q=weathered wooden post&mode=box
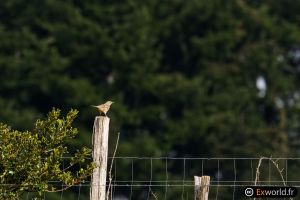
[194,176,210,200]
[90,116,110,200]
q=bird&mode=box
[92,101,114,116]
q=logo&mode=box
[244,186,297,198]
[244,187,254,197]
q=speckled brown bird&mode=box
[92,101,114,116]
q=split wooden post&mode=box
[194,176,210,200]
[90,116,110,200]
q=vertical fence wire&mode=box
[215,159,219,200]
[268,159,271,185]
[130,159,134,200]
[60,159,65,200]
[285,159,288,183]
[232,159,236,200]
[181,158,186,200]
[251,159,254,184]
[146,158,153,200]
[112,159,117,200]
[164,157,168,200]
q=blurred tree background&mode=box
[1,0,300,199]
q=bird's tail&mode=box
[91,105,98,107]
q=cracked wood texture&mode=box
[90,116,110,200]
[194,176,210,200]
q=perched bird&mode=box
[92,101,114,116]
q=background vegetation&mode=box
[1,0,300,199]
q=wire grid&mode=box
[107,157,299,200]
[4,157,300,199]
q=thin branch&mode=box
[254,157,293,200]
[150,188,159,200]
[106,132,120,200]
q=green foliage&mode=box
[0,109,95,199]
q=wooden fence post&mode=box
[194,176,210,200]
[90,116,110,200]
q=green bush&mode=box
[0,108,95,199]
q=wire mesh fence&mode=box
[106,157,299,200]
[11,157,300,199]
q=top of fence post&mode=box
[194,175,210,200]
